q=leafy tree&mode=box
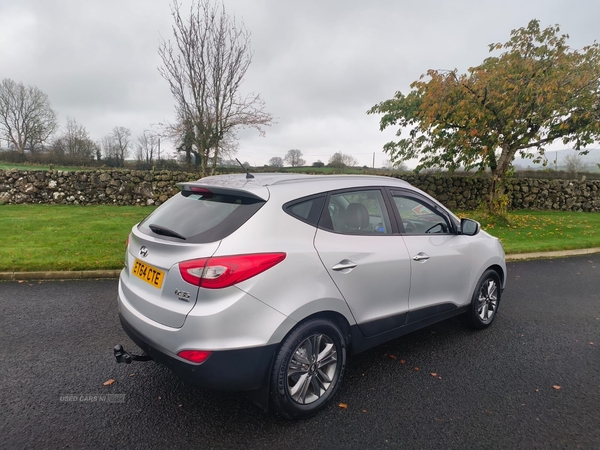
[0,78,58,153]
[284,149,305,167]
[369,20,600,212]
[268,156,284,167]
[312,160,325,167]
[159,0,273,177]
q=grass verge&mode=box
[0,206,599,272]
[0,163,88,172]
[458,210,600,254]
[0,205,153,272]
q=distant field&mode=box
[277,166,370,174]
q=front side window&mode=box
[320,189,392,235]
[391,194,451,235]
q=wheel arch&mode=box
[270,310,353,351]
[487,264,505,289]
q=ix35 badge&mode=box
[175,289,191,302]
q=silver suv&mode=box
[116,173,506,419]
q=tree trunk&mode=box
[210,144,219,176]
[487,146,515,215]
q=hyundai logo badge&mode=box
[139,246,149,258]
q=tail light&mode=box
[124,233,131,268]
[178,350,212,364]
[179,253,286,289]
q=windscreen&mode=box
[138,190,265,244]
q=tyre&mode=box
[463,269,502,329]
[270,318,347,420]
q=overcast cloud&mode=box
[1,0,598,167]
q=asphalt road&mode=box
[1,256,599,449]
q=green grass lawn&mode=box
[458,210,600,254]
[0,205,599,272]
[0,205,153,271]
[0,162,86,171]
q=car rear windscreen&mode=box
[138,190,265,243]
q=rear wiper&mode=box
[148,224,186,240]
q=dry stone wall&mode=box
[1,169,600,211]
[0,169,203,207]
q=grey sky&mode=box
[1,0,598,167]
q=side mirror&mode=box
[460,218,480,236]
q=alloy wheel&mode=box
[477,278,498,323]
[286,334,338,405]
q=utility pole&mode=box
[158,138,161,161]
[372,152,375,169]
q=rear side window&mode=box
[284,196,325,227]
[138,191,264,243]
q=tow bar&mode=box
[113,344,153,364]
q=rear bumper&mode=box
[119,313,277,391]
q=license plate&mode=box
[132,259,164,289]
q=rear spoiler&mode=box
[176,183,268,201]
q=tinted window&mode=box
[321,189,392,235]
[284,196,325,227]
[138,191,264,243]
[391,195,450,235]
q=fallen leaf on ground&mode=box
[129,373,135,377]
[362,409,367,413]
[399,359,406,364]
[590,342,594,345]
[535,389,540,392]
[178,404,183,407]
[389,355,397,360]
[553,385,561,390]
[103,379,115,386]
[338,403,348,409]
[414,367,420,371]
[18,280,24,283]
[430,372,437,377]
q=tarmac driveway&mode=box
[1,255,599,449]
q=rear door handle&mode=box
[332,260,357,271]
[412,252,430,262]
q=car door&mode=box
[388,189,473,323]
[314,188,411,337]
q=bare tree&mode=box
[53,117,95,160]
[158,0,273,177]
[382,159,408,171]
[268,156,284,167]
[564,153,587,176]
[284,149,305,167]
[100,134,118,165]
[101,127,131,167]
[112,126,131,166]
[329,152,358,168]
[0,78,58,153]
[136,131,159,165]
